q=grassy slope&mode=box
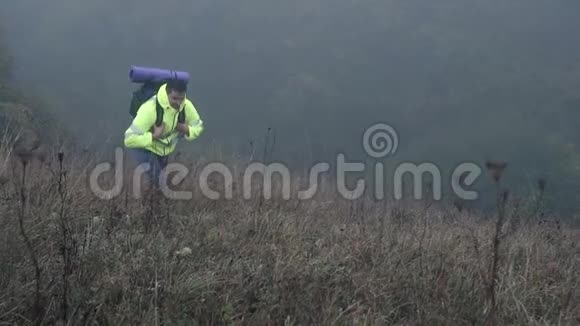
[0,139,578,326]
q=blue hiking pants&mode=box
[129,148,169,187]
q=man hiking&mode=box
[124,78,204,187]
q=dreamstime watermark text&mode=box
[88,123,483,201]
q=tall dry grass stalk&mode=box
[14,142,43,325]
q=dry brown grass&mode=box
[0,136,579,326]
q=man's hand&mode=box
[152,124,164,139]
[177,123,189,137]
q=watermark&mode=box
[88,123,482,201]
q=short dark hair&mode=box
[166,79,187,93]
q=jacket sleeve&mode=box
[124,102,155,148]
[184,102,204,141]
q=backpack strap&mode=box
[154,96,164,126]
[178,109,186,123]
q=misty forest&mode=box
[1,0,580,325]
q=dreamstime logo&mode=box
[87,122,483,201]
[362,123,399,158]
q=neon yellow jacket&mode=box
[124,83,204,156]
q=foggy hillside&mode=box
[2,0,580,215]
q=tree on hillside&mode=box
[0,24,68,151]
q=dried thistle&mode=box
[453,198,464,212]
[538,178,546,192]
[502,189,509,204]
[485,160,507,182]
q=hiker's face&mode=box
[168,90,185,109]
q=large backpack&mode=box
[129,80,185,126]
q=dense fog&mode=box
[2,0,580,214]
